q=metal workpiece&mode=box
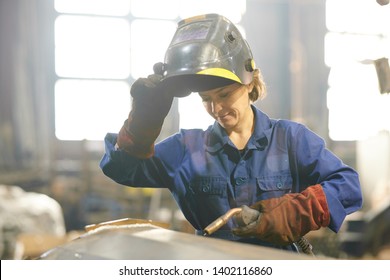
[38,223,316,260]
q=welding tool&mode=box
[203,206,259,235]
[203,206,315,256]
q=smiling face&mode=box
[199,82,254,133]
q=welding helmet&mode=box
[156,14,256,97]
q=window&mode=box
[325,0,390,141]
[55,15,131,79]
[54,0,247,139]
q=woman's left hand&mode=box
[232,184,330,245]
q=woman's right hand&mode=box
[116,74,174,158]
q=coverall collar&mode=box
[205,105,272,153]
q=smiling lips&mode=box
[216,112,232,121]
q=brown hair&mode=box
[248,68,267,102]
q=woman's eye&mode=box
[220,92,229,98]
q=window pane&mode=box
[327,88,386,141]
[55,15,130,79]
[130,0,179,19]
[179,0,246,23]
[325,0,390,141]
[327,63,384,141]
[326,0,390,35]
[55,79,130,140]
[55,0,131,16]
[179,94,213,130]
[324,32,386,67]
[130,19,176,79]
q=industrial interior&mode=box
[1,0,390,260]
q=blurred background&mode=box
[1,0,389,260]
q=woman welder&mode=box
[100,14,362,252]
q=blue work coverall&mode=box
[100,105,362,250]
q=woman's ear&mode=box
[246,83,254,95]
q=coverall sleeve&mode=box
[99,132,184,189]
[291,125,363,232]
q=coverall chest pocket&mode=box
[186,177,229,229]
[256,175,293,200]
[190,177,227,198]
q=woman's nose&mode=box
[210,100,222,114]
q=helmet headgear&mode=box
[156,14,255,97]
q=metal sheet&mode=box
[39,223,316,260]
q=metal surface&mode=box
[84,217,170,232]
[39,223,317,260]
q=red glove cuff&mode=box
[116,121,155,159]
[302,184,330,228]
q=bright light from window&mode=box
[130,0,179,19]
[55,79,130,140]
[55,15,130,79]
[179,0,246,23]
[328,88,390,141]
[327,63,384,140]
[55,0,131,16]
[326,0,390,35]
[325,0,390,141]
[130,19,176,79]
[324,32,386,67]
[178,94,214,130]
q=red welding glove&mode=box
[117,74,174,158]
[232,184,330,245]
